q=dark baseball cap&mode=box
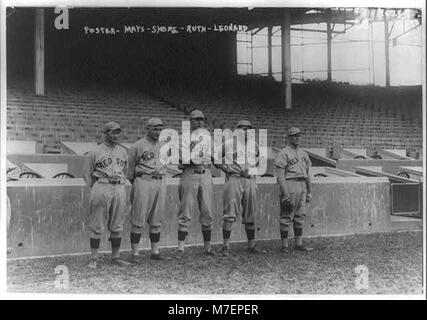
[237,120,252,128]
[104,121,121,132]
[146,117,163,127]
[190,109,205,119]
[287,127,302,136]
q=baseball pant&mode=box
[223,176,257,225]
[279,180,307,232]
[88,182,126,239]
[177,169,213,232]
[131,176,166,231]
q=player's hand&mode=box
[306,193,312,203]
[241,169,252,178]
[281,195,291,205]
[281,196,293,212]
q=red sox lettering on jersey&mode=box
[95,157,127,171]
[83,143,128,187]
[128,137,169,179]
[274,146,311,179]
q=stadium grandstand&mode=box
[4,6,423,258]
[7,79,423,153]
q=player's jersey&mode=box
[179,128,213,171]
[220,141,260,177]
[273,146,311,179]
[83,142,128,186]
[127,136,168,179]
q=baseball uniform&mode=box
[83,142,128,239]
[273,145,311,233]
[128,136,169,232]
[221,140,259,225]
[174,109,216,258]
[177,127,214,233]
[216,120,266,255]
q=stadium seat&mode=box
[6,81,422,154]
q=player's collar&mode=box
[145,134,159,145]
[104,140,118,148]
[287,144,298,150]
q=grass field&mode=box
[7,231,423,295]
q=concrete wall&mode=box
[7,177,391,258]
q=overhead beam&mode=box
[390,22,421,41]
[251,27,262,36]
[291,15,358,25]
[281,10,292,110]
[34,8,45,96]
[290,27,346,34]
[331,23,354,39]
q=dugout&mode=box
[354,166,423,218]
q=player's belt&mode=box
[96,177,125,185]
[192,169,206,174]
[137,172,164,180]
[231,173,255,179]
[286,177,307,181]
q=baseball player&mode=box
[274,127,313,254]
[83,121,130,268]
[175,109,214,259]
[216,120,266,256]
[127,117,171,262]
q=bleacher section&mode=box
[6,80,423,157]
[6,83,189,153]
[153,79,423,154]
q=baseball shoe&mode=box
[294,245,314,252]
[88,257,98,269]
[174,250,185,260]
[150,253,172,261]
[129,254,141,264]
[203,248,215,256]
[280,246,290,254]
[218,245,230,257]
[111,257,131,267]
[247,245,267,254]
